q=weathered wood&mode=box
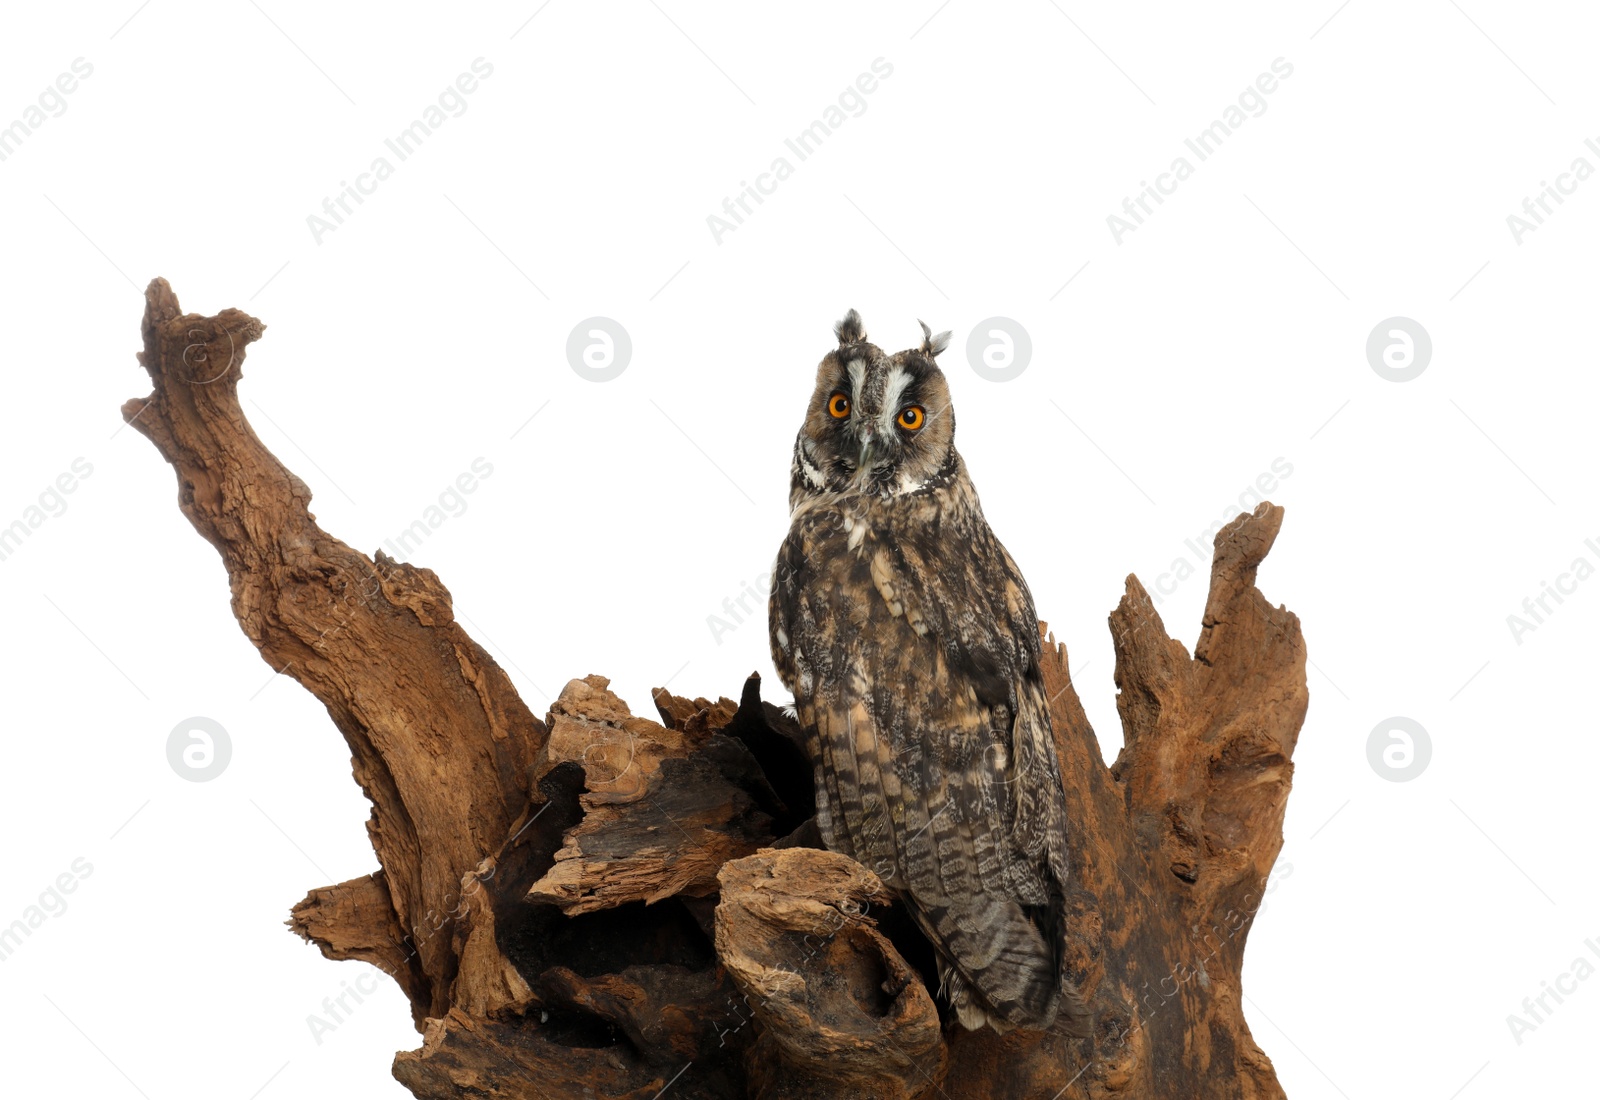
[126,278,544,1021]
[128,281,1306,1099]
[288,871,431,1028]
[715,848,946,1100]
[527,676,777,914]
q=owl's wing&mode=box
[771,501,1080,1032]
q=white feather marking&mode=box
[879,366,913,434]
[847,359,866,406]
[896,468,929,494]
[798,441,826,489]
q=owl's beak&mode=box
[856,427,878,475]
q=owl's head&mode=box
[793,309,957,498]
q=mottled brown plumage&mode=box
[769,309,1090,1034]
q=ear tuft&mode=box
[917,319,952,358]
[834,308,867,346]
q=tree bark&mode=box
[126,279,1307,1099]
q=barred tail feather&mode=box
[911,896,1076,1033]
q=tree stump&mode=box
[125,279,1308,1099]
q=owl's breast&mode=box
[789,493,966,657]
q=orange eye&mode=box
[897,405,925,431]
[828,393,851,419]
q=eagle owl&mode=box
[768,309,1090,1035]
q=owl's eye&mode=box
[828,393,851,419]
[897,405,925,431]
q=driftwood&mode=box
[125,279,1308,1099]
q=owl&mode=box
[769,309,1090,1035]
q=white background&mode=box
[1,2,1594,1097]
